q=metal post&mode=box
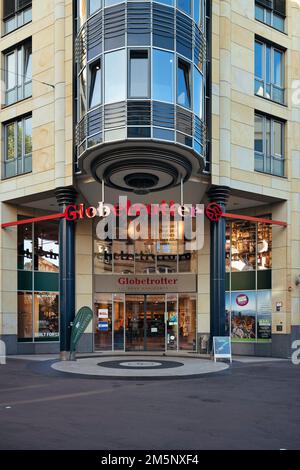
[55,187,77,361]
[208,186,230,350]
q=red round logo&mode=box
[236,294,249,307]
[205,202,223,222]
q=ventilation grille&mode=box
[104,102,126,129]
[176,107,193,136]
[127,101,151,126]
[87,11,102,60]
[153,4,175,50]
[176,11,193,60]
[152,102,175,129]
[104,5,126,50]
[127,3,151,46]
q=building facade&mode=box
[0,0,299,357]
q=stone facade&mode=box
[0,0,299,357]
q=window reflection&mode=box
[89,59,101,108]
[105,49,126,103]
[177,59,191,109]
[177,0,191,15]
[34,293,59,340]
[18,292,33,341]
[18,223,32,270]
[129,50,149,98]
[34,221,59,273]
[153,49,174,103]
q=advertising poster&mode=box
[230,291,256,342]
[257,290,272,341]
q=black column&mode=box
[55,187,77,360]
[208,186,230,346]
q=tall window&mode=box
[17,220,60,343]
[255,0,285,33]
[3,0,32,35]
[4,115,32,178]
[89,59,101,108]
[4,40,32,105]
[255,113,284,176]
[177,59,191,109]
[255,40,284,105]
[153,49,174,103]
[128,50,149,99]
[104,49,126,104]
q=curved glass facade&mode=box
[75,0,207,189]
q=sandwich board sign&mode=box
[213,336,232,363]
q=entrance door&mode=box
[125,295,165,351]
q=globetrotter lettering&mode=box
[63,196,205,251]
[118,277,178,286]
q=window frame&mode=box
[4,40,32,106]
[254,112,285,177]
[3,114,32,179]
[88,58,102,109]
[254,39,285,105]
[177,57,192,110]
[255,0,286,33]
[2,0,32,36]
[128,48,150,100]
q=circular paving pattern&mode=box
[51,356,229,378]
[99,360,184,370]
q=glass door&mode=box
[125,294,166,351]
[146,295,165,351]
[166,294,178,351]
[125,295,145,351]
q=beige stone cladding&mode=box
[0,1,73,340]
[211,0,300,339]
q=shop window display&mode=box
[226,219,272,343]
[17,219,59,342]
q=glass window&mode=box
[257,223,272,271]
[5,40,32,106]
[89,0,101,14]
[153,50,174,103]
[94,294,113,351]
[18,292,33,341]
[94,240,113,273]
[177,0,191,15]
[255,41,263,80]
[89,60,101,108]
[34,293,59,341]
[4,115,32,178]
[105,49,126,104]
[254,113,285,176]
[179,294,196,350]
[255,40,285,104]
[177,59,191,109]
[254,114,263,153]
[129,50,149,99]
[154,0,174,5]
[193,66,203,118]
[78,0,87,29]
[3,0,32,34]
[274,49,283,87]
[79,67,87,118]
[34,221,59,272]
[255,0,285,32]
[113,293,125,350]
[114,240,134,274]
[18,223,33,270]
[17,221,60,343]
[135,239,157,274]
